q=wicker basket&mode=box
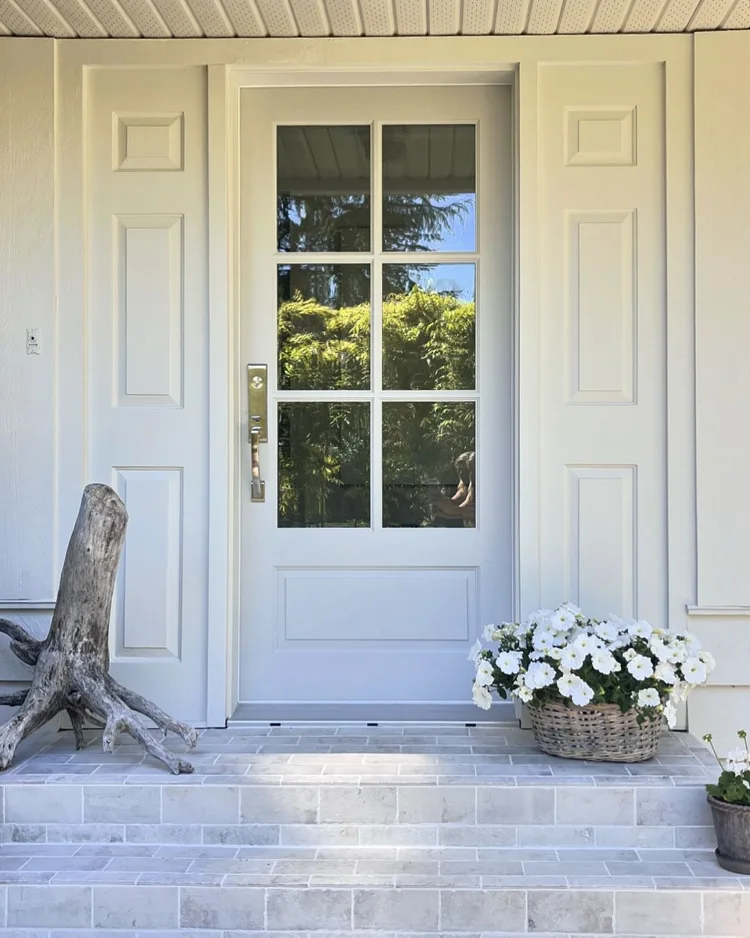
[527,701,662,762]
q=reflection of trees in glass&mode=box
[277,288,476,528]
[383,402,475,529]
[278,403,370,528]
[382,124,477,252]
[382,285,475,391]
[278,265,370,390]
[382,194,472,254]
[278,193,371,253]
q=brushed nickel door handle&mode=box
[250,426,265,502]
[247,364,268,503]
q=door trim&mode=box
[222,68,519,722]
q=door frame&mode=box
[224,67,520,721]
[53,37,694,727]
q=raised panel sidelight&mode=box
[278,567,476,642]
[113,468,183,659]
[564,106,636,167]
[566,465,636,620]
[566,210,636,404]
[115,215,183,407]
[113,113,184,172]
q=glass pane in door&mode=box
[278,402,370,528]
[382,263,475,390]
[382,124,476,252]
[382,401,476,528]
[277,126,371,252]
[278,264,371,390]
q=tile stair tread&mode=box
[1,724,714,788]
[0,847,743,887]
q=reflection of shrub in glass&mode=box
[278,403,370,528]
[382,402,476,529]
[277,264,371,391]
[277,287,477,530]
[382,285,475,391]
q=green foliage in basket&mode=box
[704,731,750,807]
[470,603,715,726]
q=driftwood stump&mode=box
[0,484,197,774]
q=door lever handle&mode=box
[247,364,268,503]
[250,426,265,502]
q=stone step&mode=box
[0,878,746,935]
[0,843,738,885]
[0,726,737,938]
[0,724,717,850]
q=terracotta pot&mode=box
[708,794,750,874]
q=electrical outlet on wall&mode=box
[26,328,40,355]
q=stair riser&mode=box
[0,822,717,851]
[0,784,713,833]
[0,884,745,935]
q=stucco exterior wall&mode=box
[688,31,750,753]
[0,39,56,707]
[0,32,747,736]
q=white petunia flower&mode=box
[654,662,677,685]
[557,672,577,698]
[664,699,678,728]
[515,685,533,703]
[560,644,586,670]
[574,634,601,655]
[629,620,654,640]
[623,648,638,662]
[525,661,557,689]
[533,629,556,652]
[528,609,554,626]
[682,657,708,685]
[671,681,690,703]
[699,651,716,674]
[549,607,577,631]
[726,757,748,776]
[468,640,483,664]
[649,637,671,662]
[654,661,677,684]
[595,621,620,643]
[726,747,749,767]
[591,648,619,675]
[570,678,595,707]
[561,602,582,617]
[547,646,563,662]
[667,641,688,666]
[627,655,655,680]
[472,682,492,710]
[683,634,703,657]
[637,688,661,708]
[496,651,523,675]
[475,660,494,687]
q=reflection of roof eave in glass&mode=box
[278,180,472,196]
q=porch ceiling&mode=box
[0,0,747,39]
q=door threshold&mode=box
[230,702,516,724]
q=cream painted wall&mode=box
[0,33,745,733]
[0,40,56,605]
[0,40,56,702]
[689,30,750,754]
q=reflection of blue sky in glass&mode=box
[385,263,475,303]
[382,124,476,253]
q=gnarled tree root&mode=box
[0,485,198,775]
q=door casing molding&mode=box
[54,35,694,726]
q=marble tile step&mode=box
[0,845,744,888]
[0,881,747,935]
[0,776,714,842]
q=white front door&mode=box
[238,85,512,720]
